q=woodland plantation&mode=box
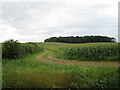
[44,36,116,43]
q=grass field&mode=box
[2,42,119,88]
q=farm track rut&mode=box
[36,50,118,67]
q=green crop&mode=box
[57,44,119,61]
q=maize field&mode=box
[57,43,119,61]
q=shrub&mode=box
[2,39,20,59]
[2,39,44,59]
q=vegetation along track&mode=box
[36,49,118,67]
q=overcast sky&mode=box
[0,0,119,42]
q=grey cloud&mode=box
[0,1,118,42]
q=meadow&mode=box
[2,42,119,88]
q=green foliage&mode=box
[2,39,44,59]
[2,39,21,59]
[56,44,119,61]
[18,43,44,58]
[2,53,118,88]
[44,35,116,43]
[2,42,119,88]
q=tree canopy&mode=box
[44,36,116,43]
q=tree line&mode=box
[44,36,116,43]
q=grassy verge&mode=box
[2,51,119,88]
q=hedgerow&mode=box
[2,39,44,59]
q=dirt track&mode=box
[36,50,118,67]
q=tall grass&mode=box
[2,52,118,88]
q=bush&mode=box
[2,39,20,59]
[19,43,44,58]
[2,39,44,59]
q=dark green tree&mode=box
[44,36,116,43]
